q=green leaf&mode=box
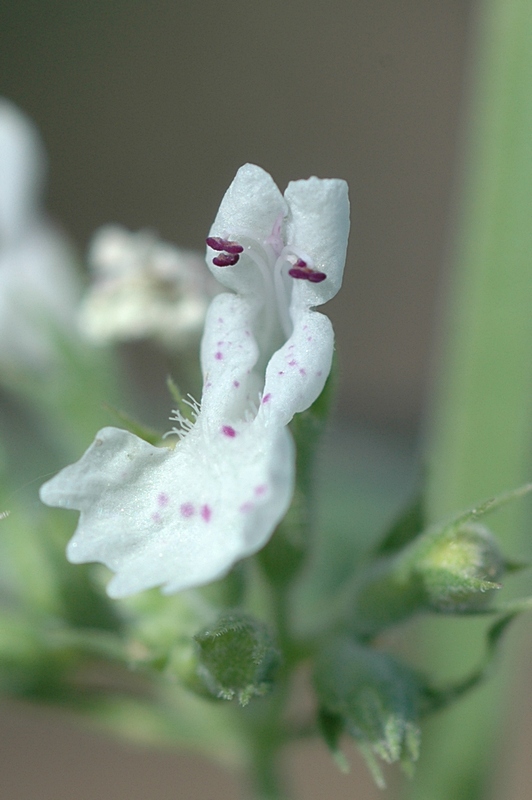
[194,611,280,706]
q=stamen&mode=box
[288,264,327,283]
[206,237,243,254]
[213,252,240,267]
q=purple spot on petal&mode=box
[316,370,323,377]
[262,393,271,404]
[240,501,254,514]
[218,317,224,324]
[157,492,169,508]
[215,351,223,360]
[151,512,162,524]
[307,337,313,342]
[201,504,212,522]
[180,502,195,518]
[288,359,297,367]
[255,484,267,496]
[299,368,306,376]
[233,380,240,388]
[222,425,236,437]
[278,371,285,376]
[217,341,224,347]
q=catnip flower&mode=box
[0,98,80,373]
[40,164,350,597]
[79,225,216,348]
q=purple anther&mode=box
[213,252,240,267]
[288,265,327,283]
[222,425,236,437]
[206,237,226,251]
[206,236,243,254]
[223,242,244,255]
[307,270,327,283]
[180,502,195,518]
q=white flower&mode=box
[0,98,80,373]
[79,225,216,347]
[39,164,350,597]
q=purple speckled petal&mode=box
[40,423,293,597]
[258,310,334,428]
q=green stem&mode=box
[247,737,288,800]
[408,1,532,798]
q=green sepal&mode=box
[194,611,280,706]
[375,494,425,556]
[421,596,532,716]
[102,403,164,446]
[313,636,422,787]
[317,708,350,773]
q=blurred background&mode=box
[0,1,510,798]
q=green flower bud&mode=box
[314,637,421,787]
[352,522,506,636]
[194,611,280,706]
[416,523,504,612]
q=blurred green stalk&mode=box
[408,0,532,798]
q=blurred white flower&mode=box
[0,98,80,373]
[78,225,216,348]
[40,164,350,597]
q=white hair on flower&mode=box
[40,164,350,597]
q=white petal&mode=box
[40,423,294,598]
[284,177,350,305]
[0,99,46,244]
[200,291,262,424]
[207,164,287,294]
[258,310,334,427]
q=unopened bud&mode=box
[416,523,504,612]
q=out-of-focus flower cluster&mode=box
[0,98,80,376]
[79,225,217,349]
